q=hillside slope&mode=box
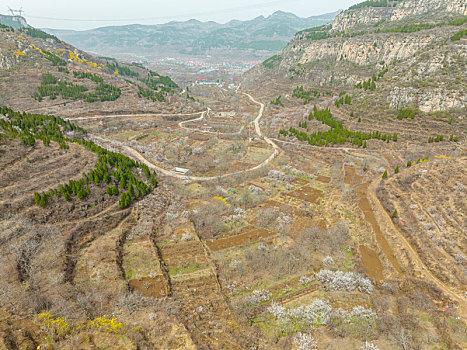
[44,11,340,63]
[0,23,199,117]
[243,0,467,113]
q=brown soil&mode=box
[359,245,384,281]
[315,175,331,183]
[344,166,361,185]
[206,226,276,251]
[287,186,323,204]
[357,182,403,274]
[129,276,169,298]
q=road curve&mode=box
[123,91,280,181]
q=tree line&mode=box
[0,105,84,149]
[20,28,60,42]
[279,105,397,148]
[34,73,121,103]
[270,95,284,107]
[335,93,351,107]
[292,86,321,104]
[0,106,157,209]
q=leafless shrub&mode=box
[361,341,379,350]
[256,207,279,229]
[322,256,334,267]
[454,254,466,265]
[294,332,318,350]
[316,270,374,293]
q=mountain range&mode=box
[42,10,340,62]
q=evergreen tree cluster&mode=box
[427,135,458,143]
[0,107,157,208]
[292,86,320,104]
[107,62,138,77]
[0,106,84,148]
[0,24,14,31]
[141,78,175,93]
[335,93,351,107]
[20,28,60,42]
[428,135,443,143]
[451,29,467,41]
[73,71,104,84]
[355,78,376,91]
[136,75,176,102]
[355,69,387,91]
[278,105,397,148]
[407,156,429,167]
[397,108,415,119]
[34,73,121,103]
[270,95,284,107]
[349,0,400,11]
[147,71,178,88]
[43,50,67,66]
[137,86,165,102]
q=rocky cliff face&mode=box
[388,86,466,112]
[391,0,467,21]
[284,30,450,67]
[244,0,467,112]
[332,0,467,31]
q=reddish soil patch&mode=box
[287,186,323,204]
[129,275,168,298]
[344,166,361,185]
[206,226,276,251]
[357,183,402,274]
[256,200,298,215]
[316,218,328,231]
[160,241,207,268]
[359,245,384,281]
[289,216,315,235]
[315,175,331,183]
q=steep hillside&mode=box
[44,11,340,63]
[0,23,199,117]
[243,0,467,113]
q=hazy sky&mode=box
[2,0,361,30]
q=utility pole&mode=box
[7,7,24,17]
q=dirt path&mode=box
[121,91,280,182]
[69,111,205,121]
[177,107,246,136]
[367,178,467,319]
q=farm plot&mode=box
[286,185,323,204]
[206,225,276,252]
[315,175,331,183]
[357,182,403,274]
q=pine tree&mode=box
[382,170,388,179]
[407,161,412,167]
[34,192,40,206]
[392,209,397,218]
[395,166,399,174]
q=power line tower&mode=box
[7,7,24,17]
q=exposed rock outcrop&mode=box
[332,0,467,32]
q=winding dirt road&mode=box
[122,91,280,181]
